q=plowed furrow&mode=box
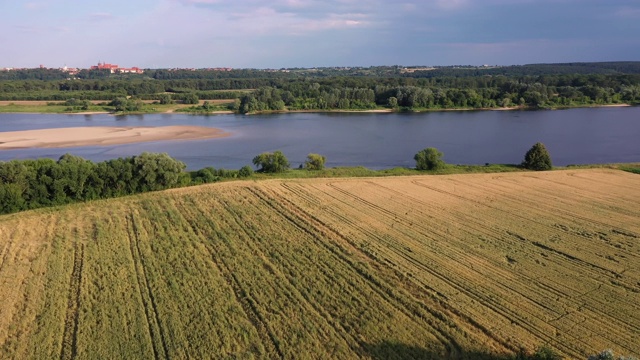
[128,212,170,360]
[60,242,83,360]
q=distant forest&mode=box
[1,62,639,111]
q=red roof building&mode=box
[90,62,143,74]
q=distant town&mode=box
[1,63,501,75]
[0,62,236,75]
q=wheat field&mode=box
[0,169,638,359]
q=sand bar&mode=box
[0,126,231,150]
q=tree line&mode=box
[235,80,640,113]
[3,62,640,82]
[0,153,252,215]
[2,70,640,109]
[0,150,330,215]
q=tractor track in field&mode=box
[60,241,84,360]
[452,175,640,234]
[179,197,285,359]
[406,179,640,348]
[0,239,13,276]
[248,185,471,357]
[439,177,640,285]
[410,179,634,276]
[127,212,170,360]
[279,179,623,357]
[1,169,639,359]
[214,188,363,357]
[318,181,579,355]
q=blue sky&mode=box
[2,0,640,68]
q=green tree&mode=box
[110,97,142,112]
[110,97,128,111]
[183,92,199,105]
[304,153,326,171]
[238,165,253,177]
[158,93,173,104]
[0,183,27,214]
[588,349,637,360]
[531,345,562,360]
[252,151,289,173]
[56,153,97,200]
[133,152,187,191]
[95,157,135,197]
[522,142,552,171]
[414,147,445,170]
[191,167,218,184]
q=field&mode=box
[0,169,638,359]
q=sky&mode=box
[2,0,640,69]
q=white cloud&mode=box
[435,0,469,10]
[615,6,640,18]
[88,12,114,21]
[15,25,40,33]
[25,2,46,10]
[179,0,221,4]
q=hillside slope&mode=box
[0,169,639,359]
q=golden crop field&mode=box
[0,169,638,359]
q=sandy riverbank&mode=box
[0,126,231,150]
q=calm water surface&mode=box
[0,107,638,170]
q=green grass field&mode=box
[0,100,234,114]
[0,169,638,359]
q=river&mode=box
[0,107,638,170]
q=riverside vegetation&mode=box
[1,62,640,114]
[1,143,639,215]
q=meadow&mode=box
[0,169,638,359]
[0,99,234,114]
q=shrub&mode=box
[522,142,553,170]
[183,92,199,105]
[110,97,143,112]
[532,345,562,360]
[191,167,218,183]
[238,165,253,177]
[304,153,326,171]
[252,151,290,173]
[414,147,445,170]
[133,152,186,191]
[158,93,173,105]
[588,349,637,360]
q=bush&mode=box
[522,142,553,170]
[133,152,186,191]
[110,97,143,112]
[304,153,326,171]
[158,93,173,105]
[238,165,253,177]
[531,345,562,360]
[414,147,445,170]
[252,151,290,173]
[191,167,218,184]
[183,92,199,104]
[588,349,637,360]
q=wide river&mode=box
[0,107,638,170]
